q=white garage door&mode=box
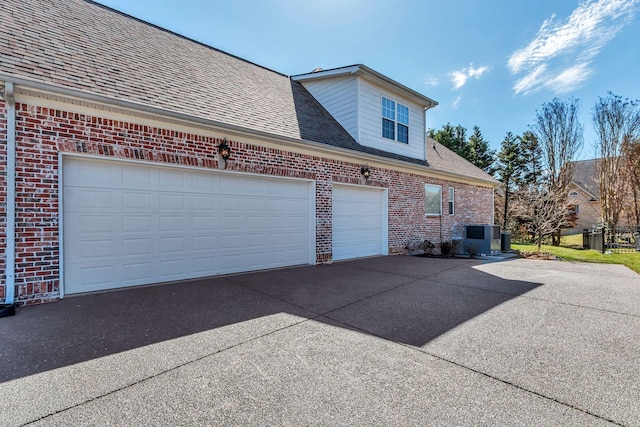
[63,157,313,294]
[332,184,388,261]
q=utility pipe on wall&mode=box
[2,81,16,309]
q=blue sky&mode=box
[96,0,640,159]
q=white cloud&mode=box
[546,63,593,94]
[449,64,489,90]
[509,0,639,95]
[424,75,439,86]
[452,95,462,109]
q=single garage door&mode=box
[332,184,388,261]
[63,157,314,294]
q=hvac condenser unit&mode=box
[464,225,501,255]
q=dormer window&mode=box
[382,97,409,143]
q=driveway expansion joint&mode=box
[321,315,627,427]
[430,277,640,320]
[21,315,320,426]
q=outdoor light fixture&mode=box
[218,138,231,161]
[360,166,371,181]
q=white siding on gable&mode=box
[358,78,425,160]
[299,75,358,140]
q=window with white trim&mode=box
[425,184,442,215]
[569,191,578,197]
[382,97,409,143]
[448,187,454,215]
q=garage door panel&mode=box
[192,216,217,231]
[66,214,115,235]
[122,261,155,283]
[159,193,186,211]
[192,256,217,274]
[159,215,186,232]
[64,188,114,212]
[67,264,118,289]
[66,239,115,260]
[219,175,242,194]
[122,237,155,257]
[159,169,185,189]
[64,158,313,294]
[64,161,115,188]
[332,184,387,261]
[122,215,153,233]
[159,259,188,278]
[160,236,186,253]
[122,192,153,211]
[192,235,216,251]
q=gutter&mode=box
[1,81,16,317]
[3,74,497,187]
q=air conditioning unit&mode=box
[464,225,501,255]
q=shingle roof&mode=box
[0,0,436,168]
[0,0,359,145]
[570,159,600,199]
[426,138,499,185]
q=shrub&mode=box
[419,239,436,255]
[440,240,453,256]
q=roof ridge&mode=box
[85,0,287,77]
[290,64,362,77]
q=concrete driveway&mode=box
[1,256,639,426]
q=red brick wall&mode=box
[1,103,493,305]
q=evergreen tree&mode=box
[467,126,495,173]
[519,131,543,187]
[427,123,467,158]
[428,124,496,172]
[494,132,524,230]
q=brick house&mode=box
[0,0,497,306]
[565,159,602,234]
[566,158,635,235]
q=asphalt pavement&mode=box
[1,255,639,426]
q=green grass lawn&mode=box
[512,235,640,274]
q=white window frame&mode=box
[569,191,578,197]
[425,184,442,216]
[382,96,409,144]
[448,186,454,215]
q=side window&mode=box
[382,97,395,140]
[425,184,442,216]
[448,187,454,215]
[397,104,409,143]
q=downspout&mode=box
[1,81,16,316]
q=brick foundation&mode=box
[0,102,493,305]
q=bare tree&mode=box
[531,98,584,245]
[593,93,640,233]
[514,185,572,253]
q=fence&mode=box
[583,227,640,254]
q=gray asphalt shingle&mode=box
[1,0,502,178]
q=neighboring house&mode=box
[567,158,636,235]
[0,0,497,306]
[566,159,602,234]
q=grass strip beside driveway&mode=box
[513,242,640,274]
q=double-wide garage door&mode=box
[332,184,388,261]
[63,157,313,294]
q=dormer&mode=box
[292,65,438,161]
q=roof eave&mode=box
[4,73,493,183]
[292,64,438,109]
